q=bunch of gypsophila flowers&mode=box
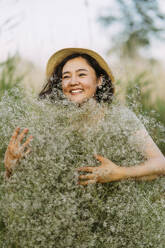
[0,88,165,248]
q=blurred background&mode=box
[0,0,165,153]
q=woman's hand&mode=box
[4,127,33,178]
[77,155,124,185]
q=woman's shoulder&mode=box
[105,102,144,131]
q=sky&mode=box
[1,0,165,70]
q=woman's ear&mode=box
[97,76,102,87]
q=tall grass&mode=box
[113,56,165,155]
[116,71,165,155]
[0,55,24,99]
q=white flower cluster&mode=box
[0,88,164,248]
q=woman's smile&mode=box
[69,88,84,95]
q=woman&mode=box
[4,47,165,182]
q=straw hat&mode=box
[46,48,115,83]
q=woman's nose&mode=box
[69,75,79,85]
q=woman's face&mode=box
[61,57,101,104]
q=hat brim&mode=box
[46,48,115,83]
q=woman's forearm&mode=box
[122,156,165,179]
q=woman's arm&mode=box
[77,129,165,185]
[122,128,165,179]
[4,127,33,179]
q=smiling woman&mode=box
[4,47,165,183]
[39,49,114,103]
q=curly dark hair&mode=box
[39,53,115,103]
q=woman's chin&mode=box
[69,96,87,104]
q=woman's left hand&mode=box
[77,155,124,185]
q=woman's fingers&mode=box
[77,166,98,185]
[77,166,95,173]
[24,148,31,157]
[78,173,96,180]
[94,154,110,165]
[7,128,33,157]
[17,128,29,143]
[21,135,33,150]
[78,179,96,186]
[9,127,20,145]
[77,155,116,185]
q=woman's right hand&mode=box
[4,127,33,178]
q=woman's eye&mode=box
[63,75,70,79]
[79,73,86,77]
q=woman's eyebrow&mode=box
[62,68,88,75]
[62,71,70,75]
[76,69,88,72]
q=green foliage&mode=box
[125,72,154,113]
[118,72,165,155]
[0,55,24,99]
[98,0,165,57]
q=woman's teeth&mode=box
[71,89,83,93]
